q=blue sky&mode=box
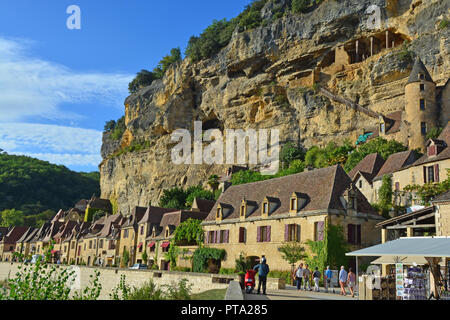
[0,0,250,172]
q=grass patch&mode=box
[190,289,227,300]
[439,18,449,30]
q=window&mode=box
[347,224,361,245]
[89,240,92,249]
[165,229,169,238]
[257,226,271,243]
[99,240,103,249]
[420,99,425,110]
[64,246,67,253]
[314,222,325,241]
[419,73,425,80]
[420,84,425,91]
[219,230,229,243]
[421,122,427,135]
[380,123,385,134]
[359,180,363,188]
[140,226,144,235]
[427,166,435,183]
[240,205,246,218]
[290,198,297,212]
[71,242,75,249]
[216,207,222,220]
[263,202,268,215]
[123,229,129,239]
[285,224,300,242]
[239,227,246,243]
[208,231,215,244]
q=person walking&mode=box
[339,266,348,296]
[313,267,321,292]
[324,266,334,293]
[253,257,270,295]
[303,264,312,291]
[294,263,304,291]
[347,268,356,298]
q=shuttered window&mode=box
[284,224,300,242]
[315,221,324,241]
[239,227,246,243]
[257,226,271,242]
[348,224,362,244]
[435,164,440,182]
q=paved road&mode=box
[244,285,358,301]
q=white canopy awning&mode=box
[347,237,450,259]
[370,255,428,266]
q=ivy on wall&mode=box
[192,248,226,273]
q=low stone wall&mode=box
[0,262,238,300]
[225,281,244,300]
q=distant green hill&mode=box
[0,150,100,227]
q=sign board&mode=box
[396,263,404,297]
[331,270,339,287]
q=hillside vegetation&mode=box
[0,150,100,227]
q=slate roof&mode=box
[159,211,209,230]
[204,165,378,222]
[348,153,385,181]
[0,227,9,241]
[138,206,178,225]
[374,151,417,181]
[121,206,148,230]
[53,221,78,241]
[412,123,450,167]
[75,199,89,212]
[87,196,112,212]
[192,198,215,213]
[432,190,450,203]
[1,226,29,245]
[29,223,51,243]
[97,214,126,238]
[42,222,64,242]
[406,57,434,84]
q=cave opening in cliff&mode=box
[202,111,223,131]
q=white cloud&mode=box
[0,123,102,169]
[0,37,133,122]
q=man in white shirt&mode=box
[294,263,304,291]
[339,266,348,296]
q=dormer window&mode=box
[419,73,424,80]
[240,200,247,219]
[216,205,223,221]
[262,202,269,215]
[428,145,437,157]
[165,228,169,238]
[380,123,385,134]
[290,193,308,213]
[290,197,298,212]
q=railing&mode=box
[319,87,381,119]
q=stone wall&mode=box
[0,262,285,300]
[0,262,237,300]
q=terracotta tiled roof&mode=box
[374,151,417,181]
[204,165,378,222]
[348,153,385,181]
[1,226,29,244]
[384,111,403,135]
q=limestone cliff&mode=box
[100,0,450,215]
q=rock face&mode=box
[100,0,450,215]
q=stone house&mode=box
[118,206,147,267]
[371,150,418,203]
[80,217,106,266]
[431,190,450,237]
[14,227,38,259]
[391,123,450,206]
[135,206,179,266]
[94,214,126,267]
[202,165,385,272]
[67,222,91,265]
[53,221,78,263]
[0,226,29,261]
[28,223,51,257]
[348,153,386,204]
[146,209,210,270]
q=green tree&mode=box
[344,138,408,172]
[173,218,204,245]
[0,209,24,227]
[142,249,148,265]
[122,247,130,268]
[280,142,305,169]
[128,69,156,94]
[426,127,443,140]
[153,48,182,78]
[279,242,307,279]
[207,175,220,192]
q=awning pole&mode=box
[356,256,359,298]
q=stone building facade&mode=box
[202,165,385,272]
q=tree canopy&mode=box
[0,152,100,227]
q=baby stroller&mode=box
[245,269,257,294]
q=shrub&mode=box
[438,18,449,30]
[128,69,157,94]
[268,270,291,284]
[192,248,226,273]
[173,218,204,245]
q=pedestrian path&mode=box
[244,285,358,301]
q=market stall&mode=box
[346,237,450,300]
